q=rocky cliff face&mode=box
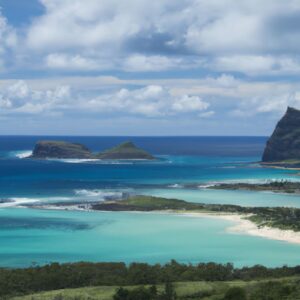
[31,141,93,159]
[262,107,300,162]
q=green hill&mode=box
[96,141,154,160]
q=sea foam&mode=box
[74,189,124,199]
[12,150,32,159]
[0,197,39,208]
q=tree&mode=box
[113,287,129,300]
[161,281,176,300]
[223,287,247,300]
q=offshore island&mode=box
[29,140,155,160]
[6,107,300,300]
[24,107,300,246]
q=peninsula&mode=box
[31,195,300,244]
[29,140,154,160]
[207,180,300,194]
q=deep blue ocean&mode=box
[1,136,300,268]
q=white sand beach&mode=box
[180,212,300,245]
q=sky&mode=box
[0,0,300,136]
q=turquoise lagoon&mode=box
[1,136,300,268]
[1,207,300,268]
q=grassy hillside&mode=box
[12,277,300,300]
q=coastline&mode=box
[29,202,300,246]
[260,162,300,171]
[179,211,300,245]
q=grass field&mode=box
[12,277,300,300]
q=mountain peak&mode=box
[262,107,300,162]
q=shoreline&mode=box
[179,211,300,245]
[29,203,300,245]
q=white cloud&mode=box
[123,55,183,72]
[0,81,71,114]
[83,85,210,117]
[171,95,209,112]
[0,12,17,71]
[45,53,202,72]
[17,0,300,74]
[185,11,262,54]
[0,80,210,117]
[46,53,99,70]
[211,55,300,75]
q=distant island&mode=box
[29,140,154,160]
[96,141,154,160]
[261,107,300,168]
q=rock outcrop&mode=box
[262,107,300,162]
[96,141,154,160]
[30,140,154,160]
[30,141,93,159]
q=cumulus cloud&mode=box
[0,81,71,114]
[123,55,186,72]
[18,0,300,74]
[0,80,210,118]
[46,53,99,70]
[211,55,300,75]
[83,85,210,117]
[0,12,17,71]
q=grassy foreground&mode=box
[12,277,300,300]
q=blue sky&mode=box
[0,0,300,135]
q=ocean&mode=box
[0,136,300,268]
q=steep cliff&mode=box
[262,107,300,162]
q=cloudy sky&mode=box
[0,0,300,135]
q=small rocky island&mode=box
[262,107,300,167]
[29,140,154,160]
[30,141,93,159]
[96,141,154,160]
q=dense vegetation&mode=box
[12,279,300,300]
[3,260,300,298]
[210,180,300,194]
[92,195,300,231]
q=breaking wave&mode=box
[0,197,39,208]
[74,189,125,200]
[11,150,32,159]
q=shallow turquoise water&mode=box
[140,188,300,207]
[1,136,300,268]
[1,207,300,268]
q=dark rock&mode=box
[262,107,300,162]
[30,141,93,159]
